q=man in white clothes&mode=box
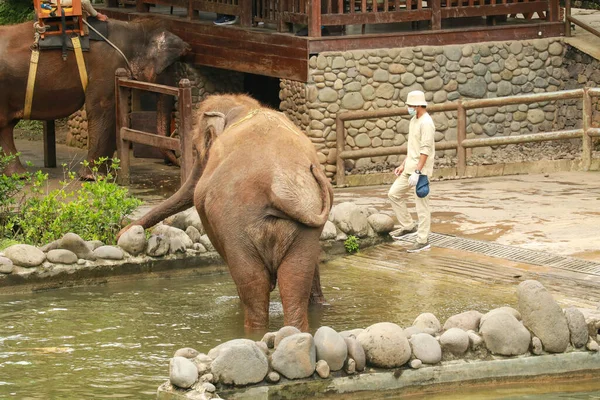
[388,90,436,253]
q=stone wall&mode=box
[279,38,570,180]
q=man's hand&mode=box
[97,12,108,21]
[394,165,404,176]
[408,172,419,187]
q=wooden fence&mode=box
[335,88,600,186]
[115,68,194,186]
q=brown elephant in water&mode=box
[119,94,333,331]
[0,19,189,177]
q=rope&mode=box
[82,19,135,78]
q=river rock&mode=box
[443,310,482,332]
[532,336,543,355]
[193,354,213,375]
[86,240,104,251]
[403,326,424,338]
[202,382,216,393]
[208,339,256,359]
[314,326,347,371]
[440,328,469,355]
[587,339,599,352]
[146,235,170,257]
[192,243,207,253]
[0,256,14,274]
[274,326,301,348]
[4,244,46,267]
[329,202,370,238]
[93,246,123,260]
[174,348,200,359]
[564,307,589,348]
[344,357,356,374]
[479,306,521,328]
[211,343,268,385]
[185,226,202,244]
[316,360,330,378]
[262,332,276,348]
[339,328,364,339]
[479,312,530,356]
[409,333,442,364]
[40,240,60,252]
[320,220,337,240]
[199,235,215,252]
[164,206,203,234]
[153,224,193,249]
[266,371,280,383]
[169,356,198,389]
[344,337,365,371]
[367,214,395,233]
[357,322,411,368]
[47,249,78,264]
[467,330,483,350]
[169,238,187,254]
[118,225,146,256]
[517,280,569,353]
[413,313,441,335]
[255,340,268,355]
[410,359,423,369]
[271,333,316,379]
[59,233,96,260]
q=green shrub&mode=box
[344,235,360,254]
[6,158,142,245]
[0,0,35,25]
[0,153,31,238]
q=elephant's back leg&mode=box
[225,249,272,331]
[277,228,322,332]
[0,120,26,175]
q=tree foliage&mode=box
[0,0,35,25]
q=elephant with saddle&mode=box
[0,19,189,177]
[119,94,333,331]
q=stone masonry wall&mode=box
[279,39,569,180]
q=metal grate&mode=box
[395,233,600,276]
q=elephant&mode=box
[0,18,190,177]
[119,94,333,331]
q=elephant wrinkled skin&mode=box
[120,94,333,331]
[0,19,189,177]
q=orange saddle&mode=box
[34,0,85,38]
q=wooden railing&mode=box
[116,0,558,36]
[335,88,600,186]
[115,68,194,186]
[565,0,600,38]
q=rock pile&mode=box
[160,280,600,399]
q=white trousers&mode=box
[387,173,431,244]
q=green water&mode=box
[0,260,593,399]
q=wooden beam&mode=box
[321,9,432,25]
[43,120,56,168]
[121,128,181,150]
[440,2,548,18]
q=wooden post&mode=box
[136,0,149,12]
[43,120,57,168]
[582,87,592,171]
[178,79,193,184]
[115,68,131,185]
[456,101,466,176]
[335,116,345,186]
[308,0,322,37]
[431,0,441,31]
[240,0,253,27]
[565,0,571,37]
[548,0,559,22]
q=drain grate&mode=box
[395,232,600,276]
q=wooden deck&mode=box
[100,0,564,82]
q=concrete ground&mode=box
[565,8,600,60]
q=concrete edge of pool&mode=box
[157,351,600,399]
[0,237,386,294]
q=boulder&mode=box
[344,358,356,374]
[146,235,170,257]
[479,312,530,356]
[192,243,207,253]
[169,356,198,389]
[208,339,256,359]
[339,328,364,339]
[266,371,280,383]
[86,240,104,251]
[314,326,347,371]
[443,310,482,332]
[532,336,543,355]
[199,235,215,252]
[274,326,301,348]
[271,333,316,379]
[174,348,199,359]
[467,330,483,350]
[357,322,411,368]
[413,313,441,335]
[117,225,147,256]
[4,244,46,267]
[255,341,269,355]
[164,207,204,234]
[329,202,370,238]
[517,280,569,353]
[409,333,442,364]
[59,233,96,260]
[316,360,330,378]
[320,220,337,240]
[261,332,276,348]
[479,307,521,328]
[0,256,14,274]
[92,246,124,260]
[344,337,366,371]
[185,226,202,244]
[403,326,424,339]
[47,249,78,264]
[39,240,60,253]
[564,307,589,348]
[169,237,187,254]
[367,214,395,233]
[410,359,423,369]
[211,343,269,385]
[439,328,469,355]
[153,224,193,249]
[193,354,213,375]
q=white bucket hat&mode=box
[406,90,427,107]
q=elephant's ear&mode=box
[198,111,225,161]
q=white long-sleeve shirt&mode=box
[404,112,436,177]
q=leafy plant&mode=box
[0,153,31,238]
[6,157,142,245]
[344,235,360,254]
[0,0,35,25]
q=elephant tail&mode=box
[269,164,333,229]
